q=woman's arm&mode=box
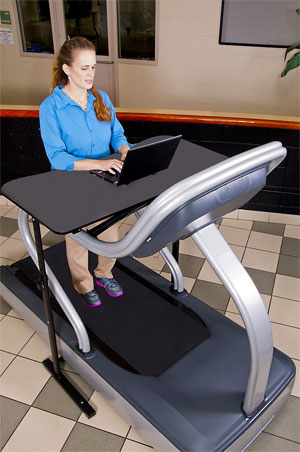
[73,157,123,173]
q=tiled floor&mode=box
[0,195,300,452]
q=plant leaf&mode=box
[281,51,300,77]
[296,8,300,14]
[285,42,300,60]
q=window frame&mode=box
[14,0,158,65]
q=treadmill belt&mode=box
[15,242,209,376]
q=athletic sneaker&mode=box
[95,277,123,297]
[81,289,101,307]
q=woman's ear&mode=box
[62,63,70,77]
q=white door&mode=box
[52,0,119,104]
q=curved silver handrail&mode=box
[134,209,184,292]
[18,209,91,353]
[68,142,286,258]
[193,224,273,416]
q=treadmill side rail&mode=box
[192,224,273,417]
[18,208,91,354]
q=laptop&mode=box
[90,135,182,186]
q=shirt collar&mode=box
[53,85,96,110]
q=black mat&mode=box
[14,242,209,376]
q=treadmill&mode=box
[1,138,295,452]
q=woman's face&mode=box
[63,49,96,91]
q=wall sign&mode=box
[0,11,11,25]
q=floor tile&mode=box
[135,254,166,272]
[0,257,15,266]
[0,396,30,450]
[0,356,50,404]
[264,395,300,443]
[62,422,125,452]
[0,351,15,375]
[252,220,286,236]
[19,332,51,362]
[226,294,270,315]
[2,206,19,220]
[198,260,222,284]
[230,244,245,261]
[285,225,300,240]
[223,209,239,219]
[179,237,204,258]
[242,248,279,273]
[225,311,245,328]
[0,205,15,217]
[0,195,9,206]
[291,360,300,397]
[281,237,300,258]
[11,222,49,241]
[162,254,204,279]
[121,439,153,452]
[247,431,300,451]
[0,236,8,245]
[0,237,27,261]
[191,280,230,311]
[238,210,269,222]
[0,217,19,237]
[247,231,282,253]
[42,231,65,247]
[127,427,149,445]
[269,213,300,226]
[219,225,250,246]
[7,309,22,319]
[0,316,34,354]
[273,275,300,302]
[0,297,12,315]
[271,323,300,361]
[221,218,253,230]
[277,255,300,279]
[33,371,94,421]
[78,390,131,437]
[2,407,74,452]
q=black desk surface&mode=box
[1,139,226,234]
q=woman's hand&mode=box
[73,158,123,174]
[98,158,123,174]
[118,145,130,161]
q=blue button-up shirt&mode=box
[39,86,129,171]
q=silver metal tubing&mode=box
[159,247,184,292]
[68,142,286,260]
[192,224,273,417]
[18,209,91,353]
[134,209,184,292]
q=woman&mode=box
[39,36,130,307]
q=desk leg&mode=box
[32,219,96,418]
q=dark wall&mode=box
[1,116,299,215]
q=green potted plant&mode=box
[281,8,300,77]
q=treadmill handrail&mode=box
[193,224,273,417]
[18,209,91,353]
[68,141,286,258]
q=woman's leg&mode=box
[94,222,119,279]
[65,235,94,294]
[65,221,119,293]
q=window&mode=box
[117,0,156,60]
[15,0,156,61]
[63,0,109,56]
[16,0,54,53]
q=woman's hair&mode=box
[51,36,111,122]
